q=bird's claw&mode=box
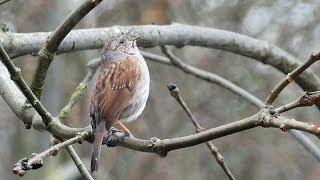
[106,127,132,147]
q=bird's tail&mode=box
[91,121,106,173]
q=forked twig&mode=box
[265,52,320,105]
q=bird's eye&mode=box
[119,40,125,45]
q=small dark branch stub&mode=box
[167,83,179,98]
[13,154,44,177]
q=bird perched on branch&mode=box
[90,30,150,173]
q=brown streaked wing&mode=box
[90,56,141,129]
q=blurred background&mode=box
[1,0,320,179]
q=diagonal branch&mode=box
[160,45,261,107]
[65,146,94,180]
[167,84,236,180]
[0,43,53,126]
[265,52,320,105]
[30,0,103,98]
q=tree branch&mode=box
[105,110,320,156]
[13,131,90,176]
[276,91,320,114]
[2,24,320,101]
[160,45,260,107]
[30,0,103,98]
[265,52,320,105]
[3,35,320,162]
[151,46,320,160]
[1,22,320,174]
[0,43,93,179]
[0,43,53,127]
[167,84,236,180]
[1,51,320,164]
[65,146,94,180]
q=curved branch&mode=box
[30,0,103,98]
[1,23,320,162]
[160,45,261,107]
[2,23,320,97]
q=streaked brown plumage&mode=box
[90,31,150,173]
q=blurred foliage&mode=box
[1,0,320,179]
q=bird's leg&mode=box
[106,121,133,147]
[113,121,133,137]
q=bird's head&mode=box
[101,28,139,56]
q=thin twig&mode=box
[141,51,171,65]
[30,0,103,98]
[167,84,236,180]
[276,91,320,114]
[13,131,90,176]
[65,146,94,180]
[265,52,320,105]
[160,45,260,107]
[59,58,101,121]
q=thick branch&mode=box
[106,110,320,156]
[265,52,320,105]
[0,43,93,179]
[30,0,103,98]
[167,84,236,180]
[2,24,320,98]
